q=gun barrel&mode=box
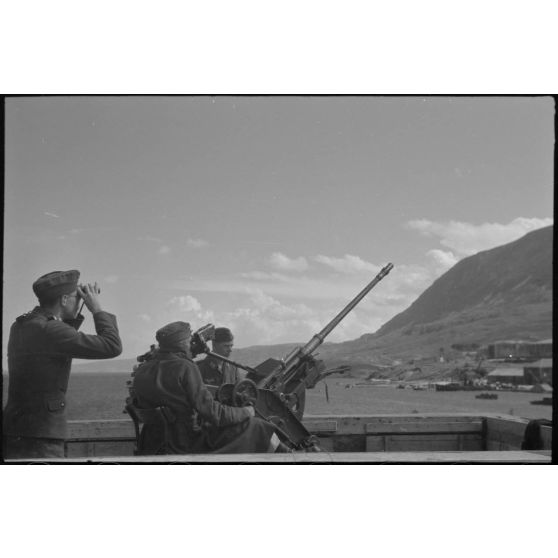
[297,262,394,359]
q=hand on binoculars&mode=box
[77,282,103,314]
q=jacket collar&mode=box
[17,306,58,322]
[154,349,192,362]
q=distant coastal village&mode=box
[353,338,552,403]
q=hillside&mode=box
[320,225,553,372]
[378,225,552,335]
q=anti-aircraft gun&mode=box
[196,263,394,450]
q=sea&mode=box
[2,372,552,422]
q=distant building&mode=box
[528,339,553,359]
[524,359,553,386]
[487,341,528,359]
[486,368,525,385]
[487,339,552,360]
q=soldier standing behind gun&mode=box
[197,327,243,388]
[3,270,122,460]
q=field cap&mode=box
[33,270,80,299]
[156,321,192,348]
[214,327,234,343]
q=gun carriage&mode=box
[127,263,394,451]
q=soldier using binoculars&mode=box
[3,270,122,459]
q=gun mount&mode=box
[126,264,393,451]
[206,263,394,450]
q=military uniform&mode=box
[197,354,242,387]
[3,270,122,459]
[132,350,278,454]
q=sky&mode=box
[3,96,554,362]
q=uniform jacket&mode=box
[131,350,251,453]
[4,307,122,440]
[133,351,250,426]
[197,354,242,387]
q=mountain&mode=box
[320,225,553,368]
[378,225,552,335]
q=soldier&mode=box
[3,270,122,459]
[197,327,242,388]
[131,321,288,454]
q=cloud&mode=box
[211,290,400,346]
[426,249,458,272]
[138,313,152,323]
[187,238,209,249]
[210,292,322,345]
[169,295,202,312]
[158,245,171,255]
[170,274,357,301]
[164,253,442,346]
[159,259,438,347]
[406,217,553,256]
[167,295,215,324]
[269,252,309,272]
[239,271,289,281]
[44,212,60,218]
[248,289,314,320]
[315,254,380,274]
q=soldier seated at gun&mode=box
[197,327,243,388]
[127,321,291,455]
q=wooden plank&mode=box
[487,441,517,451]
[313,437,335,452]
[303,414,485,436]
[319,451,551,463]
[461,436,484,452]
[383,434,481,452]
[365,421,483,434]
[66,440,136,458]
[365,436,386,452]
[7,450,551,464]
[65,415,490,440]
[328,435,366,453]
[304,420,338,433]
[67,419,136,440]
[360,414,483,422]
[365,433,483,452]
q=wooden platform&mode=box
[5,450,551,464]
[58,412,552,458]
[3,413,551,463]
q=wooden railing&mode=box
[60,413,552,460]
